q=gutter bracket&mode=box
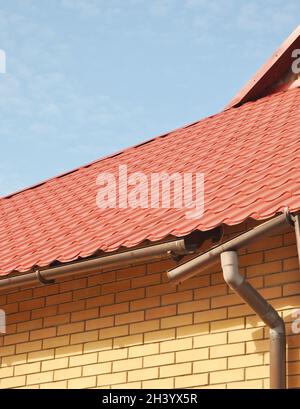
[167,250,184,263]
[35,269,55,286]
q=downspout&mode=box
[221,251,285,389]
[168,211,295,389]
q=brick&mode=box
[160,362,191,378]
[102,280,130,295]
[146,305,176,320]
[194,308,227,323]
[115,311,144,325]
[15,362,40,376]
[59,277,86,292]
[113,357,142,372]
[195,284,227,300]
[246,339,269,354]
[32,305,57,319]
[88,271,115,287]
[71,308,99,322]
[54,367,81,381]
[69,353,98,367]
[178,299,209,314]
[86,294,114,309]
[46,292,72,306]
[4,331,29,345]
[28,349,55,362]
[17,319,43,332]
[194,358,227,373]
[211,342,245,358]
[161,291,193,306]
[210,368,244,384]
[100,303,129,317]
[229,327,264,343]
[20,297,45,312]
[176,347,209,363]
[70,330,98,345]
[161,314,192,329]
[84,339,112,353]
[143,378,174,389]
[212,294,241,308]
[283,282,300,296]
[146,283,175,297]
[228,354,264,369]
[100,325,129,340]
[59,300,85,314]
[98,348,127,362]
[177,275,210,291]
[57,322,84,336]
[68,376,97,389]
[114,334,143,349]
[43,335,69,349]
[246,365,269,379]
[239,252,263,267]
[27,371,53,385]
[111,381,142,389]
[131,273,161,289]
[211,318,244,333]
[8,311,30,324]
[264,245,296,262]
[2,354,27,367]
[130,296,160,312]
[175,373,208,388]
[128,367,158,382]
[194,332,227,348]
[144,329,175,343]
[86,316,114,331]
[247,261,282,277]
[177,323,209,338]
[16,340,41,354]
[97,372,126,386]
[116,288,144,303]
[129,320,159,334]
[55,344,83,358]
[144,352,174,368]
[83,362,111,376]
[40,380,67,389]
[129,343,159,358]
[30,327,56,340]
[7,289,32,303]
[161,338,192,353]
[227,379,263,389]
[116,265,145,281]
[42,357,69,371]
[73,286,100,301]
[0,375,26,388]
[0,367,14,379]
[228,304,253,318]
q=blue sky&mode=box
[0,0,299,196]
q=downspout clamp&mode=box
[168,212,295,389]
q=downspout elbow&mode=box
[220,251,244,290]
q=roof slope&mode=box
[1,87,300,275]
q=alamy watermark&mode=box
[0,309,6,334]
[96,165,204,219]
[0,49,6,74]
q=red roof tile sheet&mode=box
[1,87,300,276]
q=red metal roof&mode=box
[1,86,300,276]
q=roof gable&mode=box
[226,26,300,109]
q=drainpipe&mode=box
[168,212,294,389]
[0,229,220,291]
[221,251,285,389]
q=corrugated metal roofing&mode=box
[0,86,300,276]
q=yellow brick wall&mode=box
[0,222,300,389]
